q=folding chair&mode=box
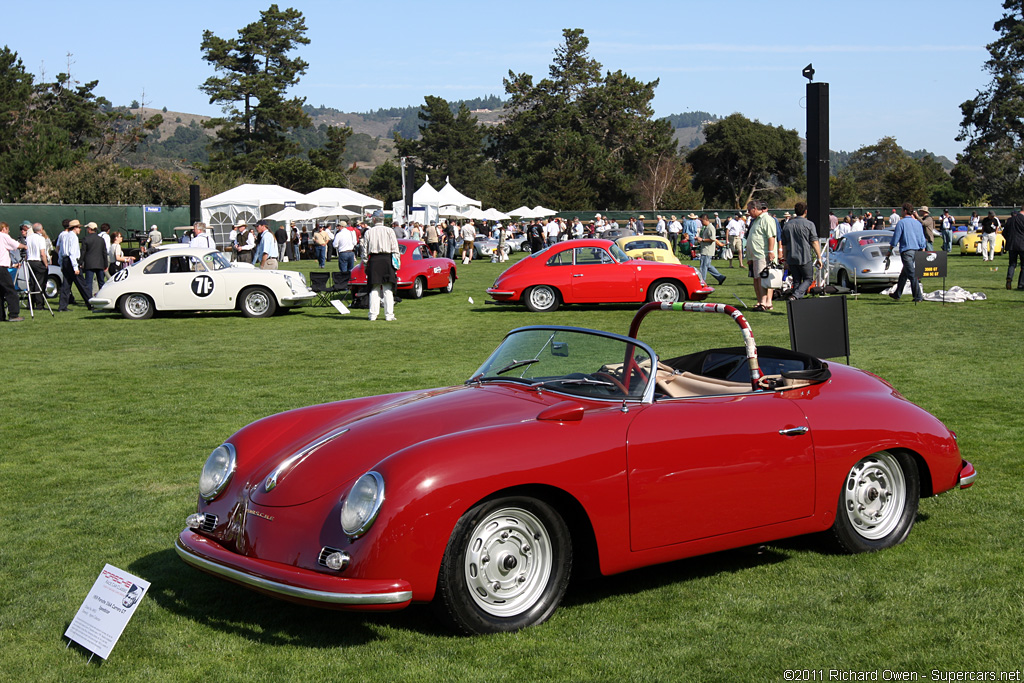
[329,272,352,304]
[309,272,332,306]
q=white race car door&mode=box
[157,254,229,310]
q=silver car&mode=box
[828,230,901,290]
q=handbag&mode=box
[722,246,733,261]
[760,265,785,289]
[391,253,401,270]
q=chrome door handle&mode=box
[572,274,584,277]
[779,426,809,436]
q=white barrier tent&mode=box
[201,184,314,245]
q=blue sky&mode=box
[6,0,1001,159]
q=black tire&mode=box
[440,270,455,293]
[524,285,560,312]
[826,451,919,553]
[647,279,685,304]
[118,293,154,320]
[239,287,277,318]
[411,276,426,299]
[837,270,854,291]
[433,496,572,635]
[45,276,60,299]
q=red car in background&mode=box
[486,239,714,311]
[349,239,457,299]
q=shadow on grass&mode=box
[563,544,790,608]
[129,549,448,646]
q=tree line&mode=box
[1,2,1021,210]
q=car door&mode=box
[625,392,814,551]
[569,246,639,302]
[159,255,229,310]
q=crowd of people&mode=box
[4,203,1022,322]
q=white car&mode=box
[89,248,314,319]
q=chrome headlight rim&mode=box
[340,471,385,539]
[199,443,237,502]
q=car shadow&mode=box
[128,549,449,646]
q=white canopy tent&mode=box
[532,205,558,217]
[392,180,443,225]
[483,208,511,221]
[437,181,481,210]
[508,206,537,219]
[303,187,383,217]
[201,183,314,246]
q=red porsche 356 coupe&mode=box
[177,302,975,634]
[486,238,714,311]
[348,239,457,299]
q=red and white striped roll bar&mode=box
[628,301,763,391]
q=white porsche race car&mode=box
[89,248,314,319]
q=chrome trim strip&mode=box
[174,539,411,605]
[265,427,350,492]
[959,470,977,488]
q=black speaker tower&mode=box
[189,184,201,225]
[403,163,415,210]
[806,81,830,239]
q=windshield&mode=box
[471,327,654,400]
[204,252,233,271]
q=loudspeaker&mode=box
[189,184,201,225]
[806,83,830,239]
[403,164,415,209]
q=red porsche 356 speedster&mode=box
[176,302,975,634]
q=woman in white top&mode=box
[107,231,135,274]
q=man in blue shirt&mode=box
[888,203,927,302]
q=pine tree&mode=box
[200,4,311,175]
[955,0,1024,203]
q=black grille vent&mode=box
[200,513,218,532]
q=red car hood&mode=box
[245,383,560,507]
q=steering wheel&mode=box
[593,372,629,395]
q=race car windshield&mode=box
[203,252,233,270]
[471,327,654,400]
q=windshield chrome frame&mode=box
[470,325,659,404]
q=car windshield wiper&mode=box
[494,358,541,375]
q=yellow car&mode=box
[960,231,1005,255]
[615,235,682,265]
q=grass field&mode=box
[2,247,1021,682]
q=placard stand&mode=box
[787,295,850,364]
[65,564,150,662]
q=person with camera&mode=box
[0,222,23,321]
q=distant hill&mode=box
[116,102,953,178]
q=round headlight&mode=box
[340,472,384,539]
[199,444,236,501]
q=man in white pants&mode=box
[360,212,400,321]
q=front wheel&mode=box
[239,287,277,318]
[119,293,154,320]
[826,451,919,553]
[410,276,425,299]
[433,497,572,635]
[524,285,560,312]
[647,279,684,304]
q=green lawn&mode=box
[2,248,1020,682]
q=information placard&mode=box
[65,564,150,660]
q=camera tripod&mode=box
[14,258,54,318]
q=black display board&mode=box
[915,250,947,278]
[787,295,850,363]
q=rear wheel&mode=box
[410,276,426,299]
[440,270,455,293]
[45,276,60,299]
[524,285,560,312]
[240,287,277,318]
[433,497,572,634]
[119,293,154,320]
[837,270,854,291]
[826,451,919,553]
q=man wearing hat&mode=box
[683,213,701,259]
[81,222,108,297]
[145,224,163,255]
[234,221,255,263]
[940,209,955,253]
[252,219,279,270]
[360,210,400,321]
[23,222,49,309]
[917,206,936,253]
[57,220,91,311]
[228,220,241,261]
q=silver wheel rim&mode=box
[445,274,454,292]
[46,279,58,298]
[463,507,553,618]
[529,287,555,310]
[126,295,150,317]
[414,278,424,297]
[843,452,906,539]
[653,282,679,302]
[245,290,271,315]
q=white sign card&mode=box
[330,299,350,314]
[65,564,150,660]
